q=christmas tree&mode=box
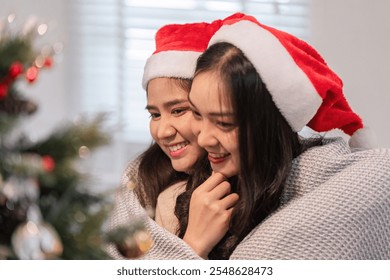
[0,14,118,260]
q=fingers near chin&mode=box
[211,171,227,182]
[198,172,226,192]
[221,192,239,209]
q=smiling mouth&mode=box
[208,152,230,164]
[168,141,189,157]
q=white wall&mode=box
[310,0,390,148]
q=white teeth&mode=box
[209,153,229,158]
[169,142,188,152]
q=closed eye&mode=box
[191,109,202,120]
[148,112,160,120]
[217,121,234,128]
[215,119,236,130]
[172,107,189,116]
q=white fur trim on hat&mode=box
[349,127,377,149]
[142,50,201,90]
[208,20,322,132]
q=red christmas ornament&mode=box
[25,66,39,83]
[0,83,8,99]
[43,57,53,68]
[9,62,24,79]
[42,155,55,172]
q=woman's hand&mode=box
[183,172,239,259]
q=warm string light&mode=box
[78,146,91,159]
[37,24,48,35]
[7,13,16,23]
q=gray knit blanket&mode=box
[107,138,390,259]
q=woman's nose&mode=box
[196,121,218,148]
[156,118,176,139]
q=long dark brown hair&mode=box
[175,42,316,259]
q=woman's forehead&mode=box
[190,72,232,108]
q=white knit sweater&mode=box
[107,138,390,259]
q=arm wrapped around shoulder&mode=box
[231,140,390,260]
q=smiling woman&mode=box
[147,77,203,173]
[106,18,223,259]
[176,13,387,260]
[189,71,240,178]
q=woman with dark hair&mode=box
[181,42,309,259]
[179,14,386,260]
[109,13,390,260]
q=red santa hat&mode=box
[142,13,247,90]
[208,14,376,149]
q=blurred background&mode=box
[1,0,390,191]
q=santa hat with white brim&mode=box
[207,14,376,149]
[142,13,248,90]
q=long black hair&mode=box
[175,42,313,259]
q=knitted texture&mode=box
[107,138,390,259]
[106,158,201,260]
[231,139,390,259]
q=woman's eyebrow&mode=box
[145,104,157,111]
[188,94,234,116]
[145,99,188,111]
[163,99,188,108]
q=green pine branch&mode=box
[22,114,111,160]
[0,36,35,77]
